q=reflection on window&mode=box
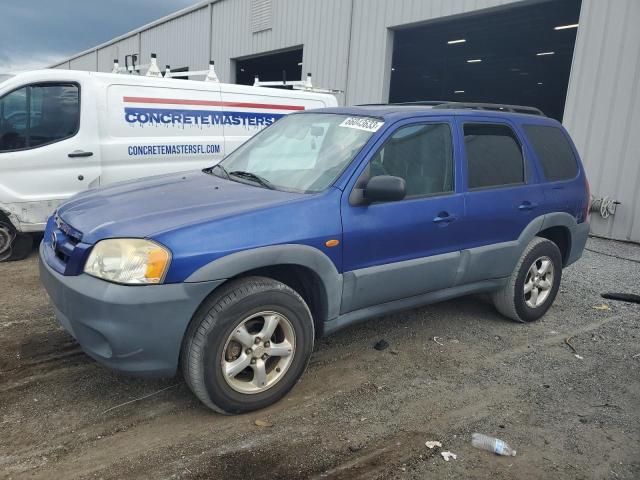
[370,123,454,197]
[464,123,524,189]
[0,84,79,152]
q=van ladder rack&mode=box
[110,55,339,93]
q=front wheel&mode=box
[181,277,314,414]
[491,237,562,323]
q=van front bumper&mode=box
[38,243,223,377]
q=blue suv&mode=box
[39,103,590,413]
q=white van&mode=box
[0,69,337,261]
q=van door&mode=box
[218,85,324,156]
[100,82,224,185]
[0,80,101,230]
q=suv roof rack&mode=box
[357,101,545,116]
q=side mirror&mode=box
[363,175,406,203]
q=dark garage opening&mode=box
[389,0,581,121]
[234,47,303,88]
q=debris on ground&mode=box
[254,419,273,427]
[433,336,444,346]
[601,292,640,304]
[100,383,182,415]
[593,304,611,311]
[471,433,517,456]
[425,441,442,449]
[565,336,580,355]
[373,339,389,351]
[441,451,457,461]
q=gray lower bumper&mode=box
[38,244,224,377]
[567,221,590,266]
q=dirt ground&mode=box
[1,237,639,479]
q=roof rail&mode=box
[357,101,545,116]
[432,101,545,116]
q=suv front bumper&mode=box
[39,243,223,377]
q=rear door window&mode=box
[0,83,79,152]
[523,124,578,181]
[463,123,524,189]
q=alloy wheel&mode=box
[221,311,296,394]
[524,256,554,308]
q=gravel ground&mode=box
[0,236,639,479]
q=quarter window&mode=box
[0,83,79,152]
[523,124,578,181]
[370,123,454,197]
[464,123,524,189]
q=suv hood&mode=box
[57,171,303,244]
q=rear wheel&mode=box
[0,217,32,262]
[181,276,314,414]
[491,237,562,323]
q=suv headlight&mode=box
[84,239,171,285]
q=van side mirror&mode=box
[363,175,406,203]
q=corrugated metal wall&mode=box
[97,35,139,72]
[69,51,97,71]
[211,0,353,102]
[563,0,640,243]
[141,6,210,76]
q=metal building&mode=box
[51,0,640,243]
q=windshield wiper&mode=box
[229,170,275,190]
[203,163,230,179]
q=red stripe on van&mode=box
[123,96,305,111]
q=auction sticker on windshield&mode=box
[339,117,384,132]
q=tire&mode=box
[0,218,33,262]
[491,237,562,323]
[181,276,315,414]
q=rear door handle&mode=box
[68,150,93,158]
[433,211,458,224]
[518,201,538,211]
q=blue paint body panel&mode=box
[40,105,590,377]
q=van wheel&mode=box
[0,219,32,262]
[181,276,314,414]
[491,237,562,323]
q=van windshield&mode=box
[215,113,382,193]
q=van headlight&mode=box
[84,239,171,285]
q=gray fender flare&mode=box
[500,213,581,273]
[185,244,343,321]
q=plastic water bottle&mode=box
[471,433,516,456]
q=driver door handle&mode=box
[518,201,538,211]
[433,211,458,224]
[68,150,93,158]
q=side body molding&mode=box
[185,244,344,321]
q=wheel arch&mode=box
[537,212,578,267]
[185,244,343,336]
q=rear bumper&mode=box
[567,221,590,266]
[39,243,223,377]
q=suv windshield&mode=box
[216,113,382,193]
